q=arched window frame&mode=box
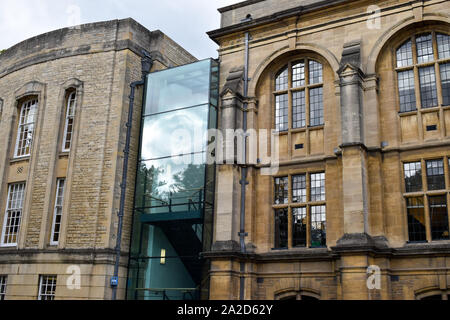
[395,31,450,113]
[61,89,77,152]
[273,58,324,133]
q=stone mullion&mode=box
[411,36,425,142]
[288,62,293,159]
[421,158,432,242]
[305,60,311,156]
[306,173,311,247]
[287,173,293,249]
[444,156,450,233]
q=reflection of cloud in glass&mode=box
[141,105,208,161]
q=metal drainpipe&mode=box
[239,31,250,301]
[112,51,153,300]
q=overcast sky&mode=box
[0,0,242,59]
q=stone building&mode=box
[206,0,450,300]
[0,18,195,300]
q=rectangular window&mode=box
[38,275,57,300]
[310,172,326,202]
[1,183,26,246]
[292,207,307,247]
[406,197,427,242]
[404,162,423,192]
[50,179,65,245]
[440,63,450,106]
[428,196,449,241]
[292,61,305,88]
[309,87,323,126]
[292,174,306,203]
[311,205,326,247]
[426,159,445,190]
[419,66,438,108]
[275,94,288,132]
[396,40,413,68]
[416,34,434,64]
[292,91,306,128]
[274,209,288,249]
[275,69,288,91]
[274,177,288,205]
[0,276,6,300]
[398,70,417,112]
[62,92,76,152]
[15,99,38,158]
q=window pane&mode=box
[62,92,76,151]
[309,60,323,84]
[310,172,325,202]
[38,275,57,301]
[416,33,434,64]
[396,40,413,67]
[311,205,326,247]
[275,67,288,91]
[428,196,449,241]
[275,94,288,132]
[15,99,38,157]
[398,70,417,112]
[274,177,288,205]
[437,33,450,59]
[440,63,450,106]
[406,197,426,242]
[292,61,305,88]
[309,87,324,126]
[292,174,306,203]
[292,207,307,247]
[292,91,306,129]
[419,66,438,108]
[426,159,445,190]
[404,162,422,192]
[141,104,209,160]
[51,179,65,244]
[274,209,288,249]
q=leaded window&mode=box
[426,159,445,191]
[406,197,426,242]
[404,162,423,193]
[273,172,326,249]
[429,195,449,241]
[396,32,450,112]
[274,59,324,131]
[0,276,6,300]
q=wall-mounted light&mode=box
[160,249,166,265]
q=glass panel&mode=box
[137,155,206,215]
[144,60,211,115]
[404,162,422,193]
[0,276,6,300]
[398,70,417,112]
[275,94,288,132]
[309,87,323,126]
[141,104,209,160]
[429,196,449,241]
[274,209,288,249]
[406,197,426,242]
[311,205,326,247]
[292,207,307,247]
[292,61,305,88]
[426,159,445,190]
[397,40,413,67]
[274,177,288,205]
[292,90,306,129]
[416,33,434,64]
[419,66,438,108]
[309,60,323,84]
[292,174,306,203]
[440,63,450,106]
[310,172,326,202]
[437,33,450,59]
[275,67,288,91]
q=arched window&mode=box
[396,32,450,112]
[274,59,324,132]
[62,90,77,152]
[14,98,38,158]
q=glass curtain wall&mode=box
[127,59,218,300]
